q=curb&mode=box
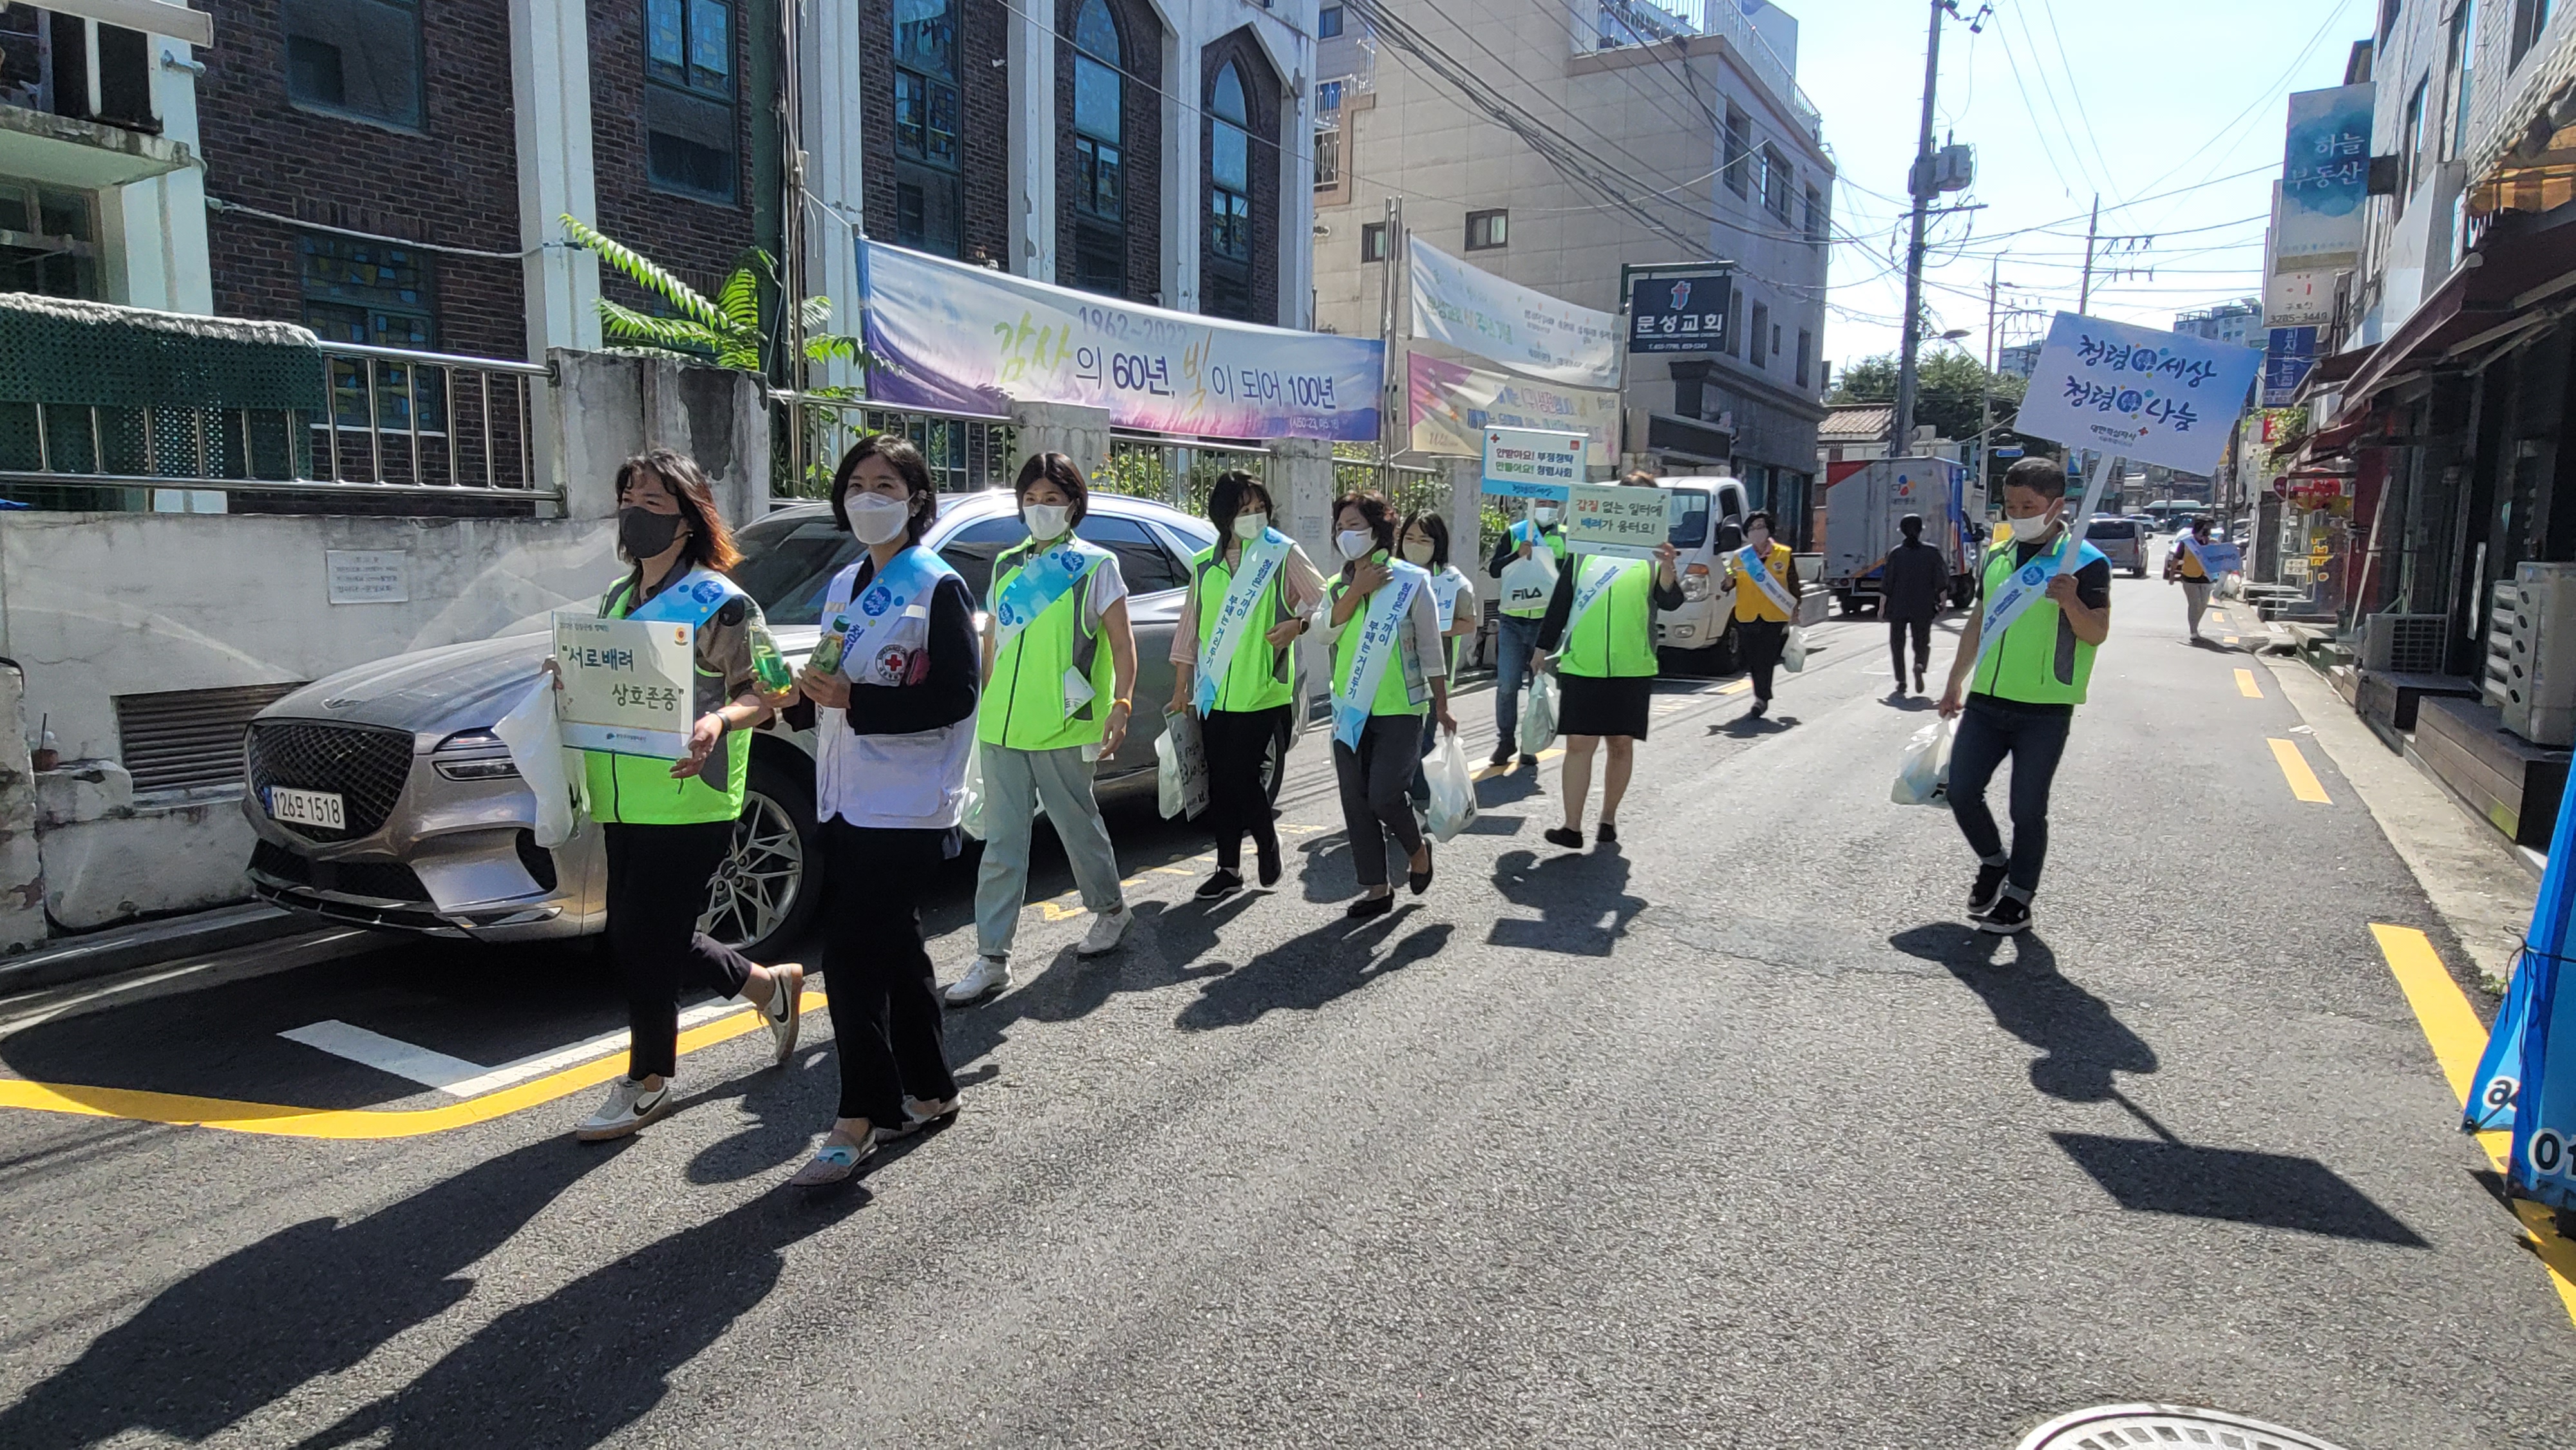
[0,903,317,999]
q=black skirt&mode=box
[1557,673,1653,739]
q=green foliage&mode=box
[560,215,875,377]
[1831,350,2029,452]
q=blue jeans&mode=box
[1493,614,1542,755]
[1947,697,2072,896]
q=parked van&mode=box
[2085,516,2149,576]
[1651,474,1752,673]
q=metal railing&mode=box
[1101,434,1269,516]
[1331,457,1449,523]
[1586,0,1822,141]
[0,342,551,507]
[777,397,1019,498]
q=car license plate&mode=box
[267,786,346,830]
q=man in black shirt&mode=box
[1880,513,1947,696]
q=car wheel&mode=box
[699,753,821,960]
[1258,713,1292,805]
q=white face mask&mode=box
[1336,530,1374,562]
[1022,502,1071,540]
[2007,510,2059,542]
[1232,511,1268,541]
[848,492,910,546]
[1402,538,1435,565]
[1533,508,1560,527]
[1744,530,1772,552]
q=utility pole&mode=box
[1890,0,1945,458]
[2077,193,2101,314]
[1976,257,1997,495]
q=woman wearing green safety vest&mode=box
[1534,476,1683,851]
[1936,455,2112,937]
[1168,471,1327,900]
[572,449,804,1143]
[1401,509,1477,813]
[1326,491,1455,919]
[945,452,1141,1005]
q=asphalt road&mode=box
[2,574,2570,1449]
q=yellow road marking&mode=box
[0,995,822,1140]
[2369,925,2576,1326]
[2235,668,2263,699]
[1718,679,1754,695]
[2268,737,2331,803]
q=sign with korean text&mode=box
[2011,312,2263,476]
[325,549,410,605]
[1564,483,1672,560]
[1626,270,1733,355]
[2275,84,2373,277]
[552,611,696,759]
[2262,325,2318,407]
[1481,426,1585,501]
[1409,240,1621,389]
[861,241,1383,440]
[1409,352,1618,466]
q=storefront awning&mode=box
[2335,216,2576,419]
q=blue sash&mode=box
[613,565,743,629]
[1734,546,1795,616]
[1195,529,1294,715]
[1566,556,1639,636]
[1430,568,1467,632]
[992,536,1109,643]
[1333,560,1426,749]
[824,547,957,688]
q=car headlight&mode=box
[433,728,522,782]
[1681,563,1712,601]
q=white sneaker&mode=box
[943,955,1012,1004]
[576,1077,673,1142]
[1077,905,1132,957]
[761,963,804,1066]
[894,1092,963,1136]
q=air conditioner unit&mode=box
[2359,612,2447,674]
[2500,562,2576,748]
[2486,578,2515,710]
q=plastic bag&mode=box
[1781,625,1810,674]
[1156,707,1209,820]
[491,675,580,848]
[1891,718,1955,806]
[1498,550,1559,617]
[1518,671,1560,755]
[960,738,987,840]
[1423,730,1478,842]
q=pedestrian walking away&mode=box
[1401,509,1478,810]
[783,435,980,1185]
[1881,511,1949,697]
[948,452,1140,1004]
[1935,457,2113,936]
[1168,470,1327,900]
[571,449,802,1143]
[2165,515,2215,639]
[1536,473,1683,849]
[1487,497,1568,766]
[1718,510,1800,718]
[1325,491,1455,918]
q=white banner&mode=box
[553,612,696,758]
[1408,240,1620,389]
[861,241,1383,440]
[1481,426,1584,500]
[2011,313,2262,476]
[1409,352,1618,466]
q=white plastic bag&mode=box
[491,675,580,847]
[1423,730,1478,842]
[960,738,988,840]
[1781,625,1810,673]
[1498,549,1559,617]
[1155,707,1209,820]
[1518,671,1560,755]
[1890,718,1956,806]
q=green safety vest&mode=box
[1191,545,1296,714]
[1558,556,1660,679]
[978,540,1114,751]
[1971,540,2105,706]
[1330,558,1428,718]
[1501,521,1569,619]
[580,575,752,827]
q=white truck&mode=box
[1821,457,1981,618]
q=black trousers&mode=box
[1888,617,1933,682]
[1200,705,1288,871]
[1946,698,2073,895]
[1738,619,1788,701]
[819,819,960,1125]
[1333,713,1425,889]
[604,820,755,1081]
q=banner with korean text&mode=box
[2011,312,2264,476]
[860,241,1384,440]
[1408,240,1621,389]
[1409,352,1617,466]
[1481,426,1584,501]
[2275,84,2373,278]
[1565,482,1672,560]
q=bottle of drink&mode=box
[751,633,794,694]
[808,613,852,676]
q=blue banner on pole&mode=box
[2508,779,2576,1205]
[2468,960,2533,1132]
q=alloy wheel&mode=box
[699,789,804,951]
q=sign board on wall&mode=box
[1625,271,1733,355]
[1481,426,1585,500]
[2010,312,2263,475]
[325,550,410,605]
[1409,240,1622,389]
[1564,484,1672,559]
[2275,84,2373,278]
[2262,326,2318,407]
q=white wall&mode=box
[101,31,212,312]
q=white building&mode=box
[1311,0,1832,529]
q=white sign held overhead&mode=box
[2010,312,2262,477]
[1564,484,1672,560]
[1481,427,1585,501]
[1410,241,1621,390]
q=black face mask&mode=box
[620,506,685,560]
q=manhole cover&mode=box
[2018,1404,2353,1450]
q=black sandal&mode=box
[1595,822,1619,845]
[1346,893,1394,920]
[1543,826,1584,851]
[1408,843,1434,896]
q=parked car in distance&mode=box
[242,490,1300,961]
[2085,516,2149,576]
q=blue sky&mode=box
[1798,0,2374,373]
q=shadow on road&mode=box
[1889,923,2157,1102]
[2048,1132,2429,1247]
[1713,712,1798,737]
[1175,909,1450,1031]
[1488,846,1644,957]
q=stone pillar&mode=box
[1272,437,1337,564]
[1444,455,1488,584]
[548,352,773,524]
[0,662,45,953]
[1007,9,1057,281]
[1009,400,1113,486]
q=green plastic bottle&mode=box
[751,633,794,694]
[808,613,852,676]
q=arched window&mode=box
[1070,0,1125,294]
[891,0,960,254]
[1204,57,1255,318]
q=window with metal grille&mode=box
[115,683,308,793]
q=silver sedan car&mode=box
[242,489,1302,960]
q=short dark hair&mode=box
[614,448,741,574]
[1332,490,1396,559]
[1744,509,1776,532]
[1207,469,1273,542]
[1401,509,1452,570]
[1899,512,1924,539]
[2002,457,2068,500]
[2192,515,2213,532]
[1014,451,1092,524]
[829,433,939,545]
[1620,469,1659,487]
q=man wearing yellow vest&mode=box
[1936,456,2112,936]
[1486,499,1569,767]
